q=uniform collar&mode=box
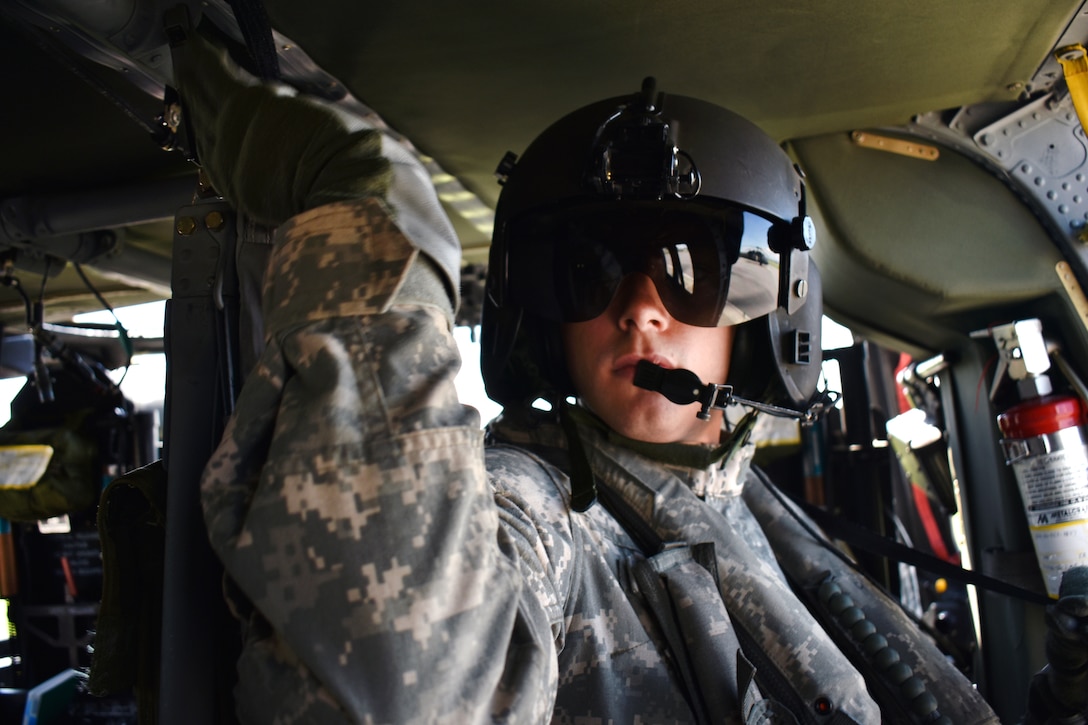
[486,400,758,502]
[563,403,757,501]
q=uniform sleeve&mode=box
[200,199,556,724]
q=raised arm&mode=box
[173,27,556,723]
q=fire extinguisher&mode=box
[984,319,1088,599]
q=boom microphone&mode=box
[632,359,834,422]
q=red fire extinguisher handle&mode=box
[999,395,1087,438]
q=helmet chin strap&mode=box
[632,360,836,424]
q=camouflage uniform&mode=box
[200,194,998,724]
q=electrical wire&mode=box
[0,272,33,331]
[1,268,51,401]
[72,263,133,384]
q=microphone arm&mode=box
[632,360,834,423]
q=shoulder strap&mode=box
[226,0,281,81]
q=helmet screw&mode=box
[795,279,808,298]
[798,216,816,250]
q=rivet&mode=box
[205,211,226,230]
[176,216,196,235]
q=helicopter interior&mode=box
[2,0,1088,722]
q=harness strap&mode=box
[631,556,714,725]
[226,0,281,81]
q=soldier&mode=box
[176,26,999,725]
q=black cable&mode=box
[72,263,133,384]
[1,272,34,330]
[755,466,1052,607]
[1,269,52,402]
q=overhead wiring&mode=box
[73,263,133,384]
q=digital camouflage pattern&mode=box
[201,199,536,724]
[486,408,879,724]
[742,477,999,723]
[175,23,906,723]
[200,197,996,724]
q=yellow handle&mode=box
[1057,44,1088,132]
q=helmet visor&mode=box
[504,205,781,327]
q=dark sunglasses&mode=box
[504,205,782,327]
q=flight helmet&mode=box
[481,78,822,413]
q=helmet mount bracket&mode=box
[584,79,702,201]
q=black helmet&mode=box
[481,78,821,412]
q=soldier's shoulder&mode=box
[486,442,574,516]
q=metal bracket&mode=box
[972,91,1088,237]
[171,198,238,308]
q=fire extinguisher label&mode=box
[1011,442,1088,598]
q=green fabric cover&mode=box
[88,460,166,725]
[0,413,97,522]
